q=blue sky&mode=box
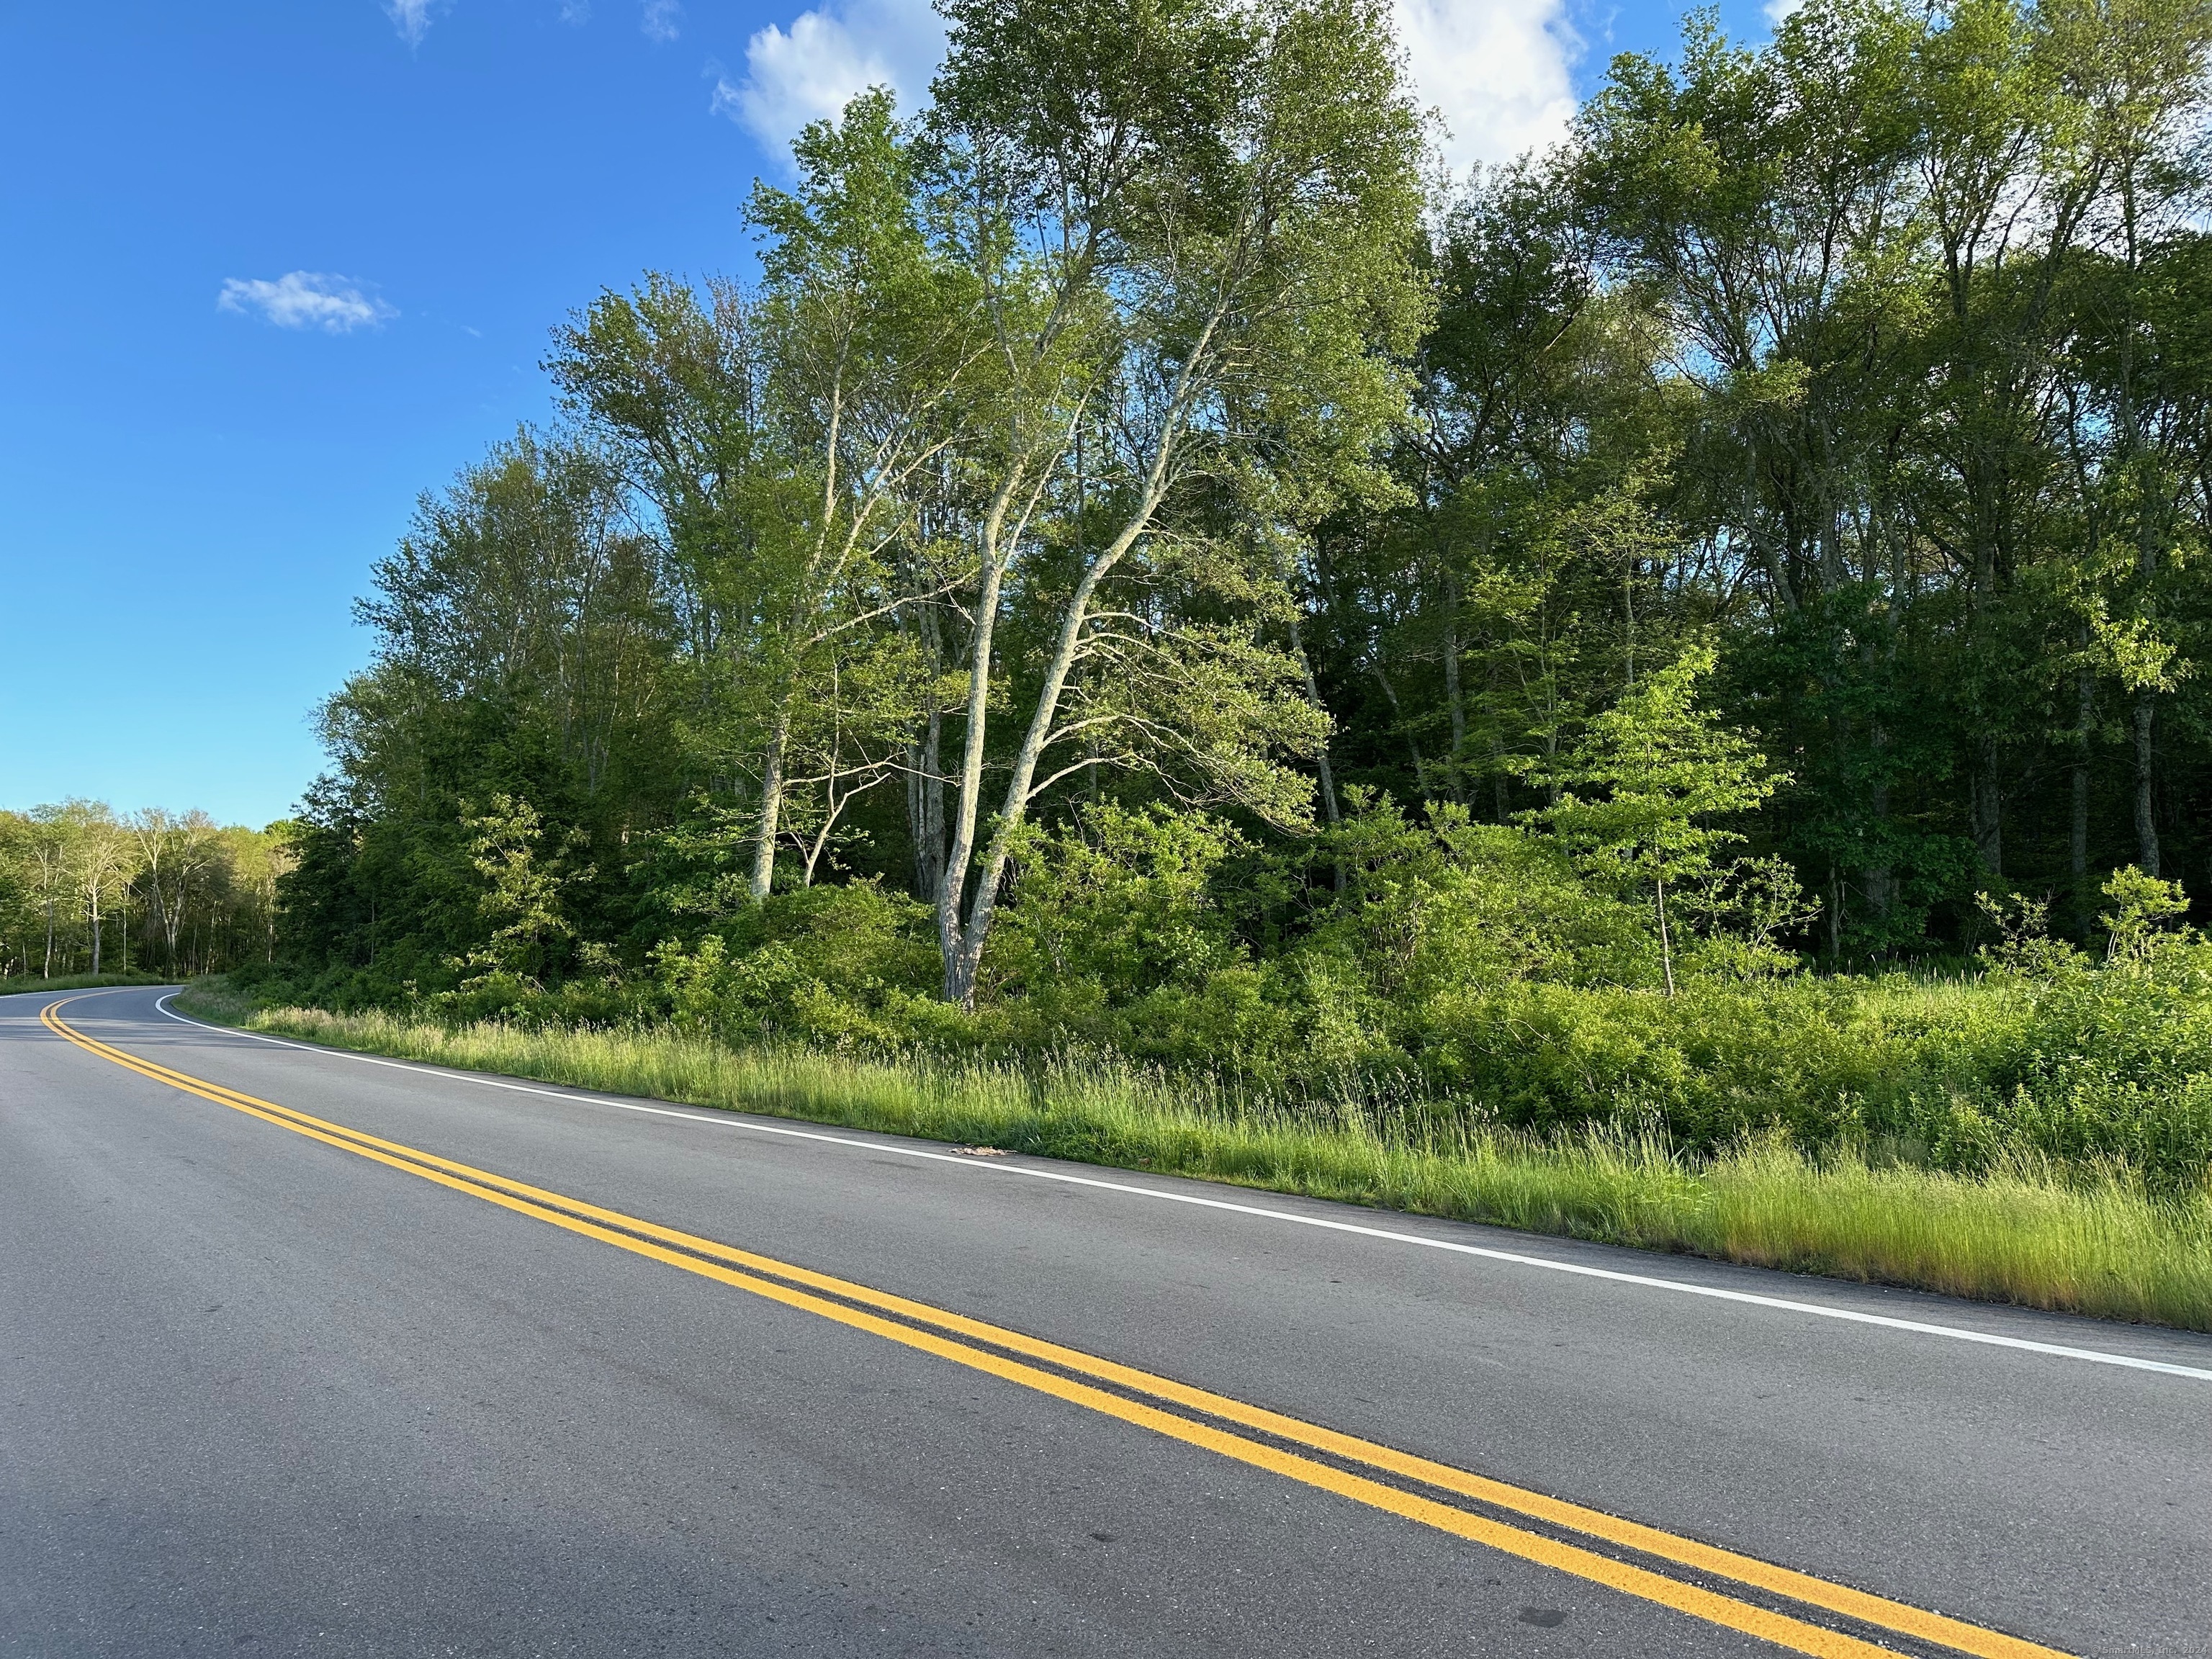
[0,0,1774,827]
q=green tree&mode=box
[453,794,586,987]
[1526,645,1797,993]
[554,90,986,904]
[920,0,1430,1007]
[2097,861,2193,965]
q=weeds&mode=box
[4,971,172,998]
[176,986,2212,1333]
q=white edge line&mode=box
[138,992,2212,1385]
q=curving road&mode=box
[3,986,2208,1658]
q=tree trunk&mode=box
[943,920,984,1010]
[948,544,1127,1006]
[1440,565,1467,804]
[163,877,187,966]
[747,702,791,902]
[1655,874,1675,997]
[936,310,1215,1008]
[908,604,948,904]
[1370,662,1429,793]
[943,465,1174,1008]
[801,817,833,888]
[936,499,1017,1008]
[1969,737,2002,878]
[2071,666,2092,917]
[2134,691,2160,877]
[1287,616,1339,828]
[908,719,945,904]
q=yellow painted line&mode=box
[46,997,2077,1659]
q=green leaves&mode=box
[451,793,591,988]
[1521,647,1804,991]
[2099,863,2195,966]
[1525,646,1781,880]
[287,0,2212,1041]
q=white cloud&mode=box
[561,0,590,21]
[384,0,441,46]
[217,272,398,333]
[715,0,945,160]
[1393,0,1580,179]
[718,0,1572,179]
[641,0,681,41]
[1763,0,1805,22]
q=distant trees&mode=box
[0,803,292,981]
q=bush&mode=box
[234,820,2212,1198]
[649,879,941,1045]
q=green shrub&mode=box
[649,879,941,1044]
[217,840,2212,1197]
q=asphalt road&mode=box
[4,986,2208,1658]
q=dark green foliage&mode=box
[652,881,943,1043]
[260,0,2212,1204]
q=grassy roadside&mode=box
[4,971,172,998]
[174,980,2212,1334]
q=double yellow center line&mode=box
[45,997,2072,1659]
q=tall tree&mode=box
[919,0,1429,1006]
[69,809,134,975]
[556,91,988,902]
[2050,0,2212,876]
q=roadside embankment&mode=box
[6,971,171,998]
[173,980,2212,1333]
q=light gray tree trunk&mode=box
[938,372,1192,1007]
[936,478,1022,1009]
[747,701,791,902]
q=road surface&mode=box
[4,986,2208,1657]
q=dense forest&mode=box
[0,804,291,981]
[259,0,2212,1183]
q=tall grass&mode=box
[180,989,2212,1333]
[3,971,171,998]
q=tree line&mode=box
[0,804,292,982]
[277,0,2212,1038]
